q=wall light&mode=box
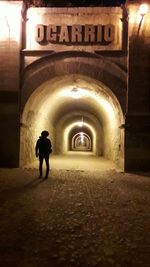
[139,3,149,16]
[60,87,87,99]
[71,88,80,99]
[0,1,21,42]
[77,116,84,127]
[137,3,149,36]
[80,132,84,143]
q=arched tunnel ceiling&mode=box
[20,73,125,168]
[23,74,123,127]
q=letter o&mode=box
[104,24,115,42]
[35,24,45,43]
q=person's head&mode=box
[41,130,49,138]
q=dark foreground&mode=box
[0,168,149,267]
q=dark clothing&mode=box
[36,136,52,156]
[35,136,52,178]
[39,154,49,178]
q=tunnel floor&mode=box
[24,155,117,172]
[0,167,150,267]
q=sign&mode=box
[26,7,123,51]
[35,24,115,44]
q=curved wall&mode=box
[20,52,126,169]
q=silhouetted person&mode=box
[35,131,52,179]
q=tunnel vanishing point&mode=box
[0,1,150,172]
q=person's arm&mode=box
[35,140,39,157]
[48,139,52,153]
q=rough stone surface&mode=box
[0,168,149,267]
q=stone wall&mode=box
[1,2,150,171]
[125,2,150,170]
[0,1,22,167]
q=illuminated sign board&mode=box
[26,7,123,51]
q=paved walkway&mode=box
[0,165,150,267]
[26,155,117,171]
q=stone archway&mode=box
[69,126,92,152]
[71,132,92,151]
[20,52,127,170]
[21,51,126,112]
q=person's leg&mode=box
[39,156,43,177]
[45,155,50,179]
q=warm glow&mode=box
[64,121,96,154]
[77,117,84,127]
[139,3,149,16]
[21,75,124,167]
[129,3,149,24]
[60,87,115,122]
[78,121,84,127]
[26,8,41,49]
[0,1,21,42]
[78,121,83,127]
[80,132,84,143]
[60,87,87,99]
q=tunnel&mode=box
[20,53,126,171]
